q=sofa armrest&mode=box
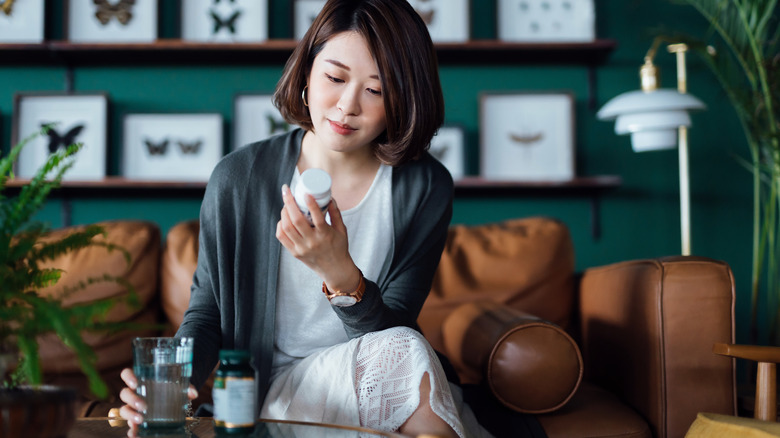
[578,256,736,438]
[442,301,583,414]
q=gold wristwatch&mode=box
[323,269,365,307]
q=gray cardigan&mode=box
[176,128,454,407]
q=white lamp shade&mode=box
[598,88,705,152]
[628,130,679,152]
[614,110,692,151]
[614,110,692,134]
[597,89,706,120]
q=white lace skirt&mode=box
[261,326,491,438]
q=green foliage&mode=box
[677,0,779,342]
[0,125,139,398]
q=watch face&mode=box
[330,295,357,307]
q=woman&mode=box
[119,1,486,436]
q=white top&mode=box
[272,163,393,379]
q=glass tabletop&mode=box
[69,418,405,438]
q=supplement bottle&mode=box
[293,168,332,224]
[213,350,256,434]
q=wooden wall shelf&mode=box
[5,175,621,238]
[5,175,621,198]
[0,39,617,66]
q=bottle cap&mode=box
[299,168,332,199]
[219,350,250,360]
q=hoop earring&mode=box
[301,85,309,107]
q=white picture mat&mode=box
[481,93,574,181]
[67,0,158,43]
[182,0,268,43]
[233,95,296,151]
[0,0,45,43]
[408,0,469,43]
[497,0,595,42]
[293,0,325,41]
[430,126,465,180]
[123,114,223,182]
[15,95,108,181]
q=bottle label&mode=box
[213,376,256,428]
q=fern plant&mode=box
[676,0,779,343]
[0,125,139,398]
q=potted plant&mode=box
[0,126,139,435]
[675,0,779,344]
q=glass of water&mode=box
[132,337,194,433]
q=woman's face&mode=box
[306,31,387,156]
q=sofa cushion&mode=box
[160,220,200,332]
[536,382,652,438]
[421,217,575,354]
[35,220,162,374]
[443,301,583,413]
[685,412,780,438]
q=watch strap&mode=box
[322,269,365,304]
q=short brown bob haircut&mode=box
[273,0,445,167]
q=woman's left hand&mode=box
[276,184,360,292]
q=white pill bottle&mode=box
[293,168,332,224]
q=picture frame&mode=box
[480,92,575,182]
[430,125,466,180]
[0,0,45,43]
[408,0,470,43]
[181,0,268,43]
[496,0,595,43]
[233,94,296,151]
[292,0,326,41]
[122,113,223,182]
[65,0,158,43]
[12,93,109,181]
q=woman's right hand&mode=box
[118,368,198,437]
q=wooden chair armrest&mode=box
[713,343,780,364]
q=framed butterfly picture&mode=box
[0,0,45,43]
[65,0,158,43]
[408,0,470,43]
[233,94,296,151]
[496,0,595,42]
[181,0,268,43]
[122,113,223,182]
[479,92,574,182]
[430,125,466,181]
[12,93,109,181]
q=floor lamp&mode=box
[597,39,706,256]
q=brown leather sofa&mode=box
[38,217,737,438]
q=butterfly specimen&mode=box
[412,0,434,25]
[509,132,544,145]
[267,114,290,135]
[93,0,135,26]
[144,138,169,156]
[41,123,85,154]
[1,0,15,16]
[416,9,434,25]
[429,144,449,162]
[210,10,241,34]
[177,140,202,155]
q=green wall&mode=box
[0,1,756,343]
